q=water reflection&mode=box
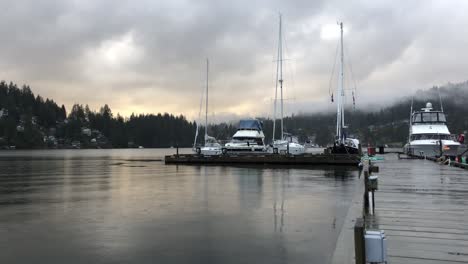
[0,149,359,264]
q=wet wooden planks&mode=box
[372,154,468,263]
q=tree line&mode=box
[0,80,467,149]
[0,81,195,148]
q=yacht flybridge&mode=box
[271,14,305,155]
[330,22,360,155]
[193,59,222,156]
[404,102,459,157]
[224,119,267,153]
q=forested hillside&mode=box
[0,81,195,148]
[1,80,467,149]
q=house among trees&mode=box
[0,108,8,118]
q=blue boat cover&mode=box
[239,119,262,130]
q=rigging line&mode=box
[194,65,206,148]
[282,21,296,106]
[328,41,339,101]
[437,86,444,112]
[345,45,358,93]
[344,46,358,110]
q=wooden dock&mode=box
[164,153,361,166]
[368,154,468,263]
[405,154,468,170]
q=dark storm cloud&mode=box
[0,0,466,118]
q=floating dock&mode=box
[369,154,468,263]
[332,153,468,264]
[164,153,361,166]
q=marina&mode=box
[1,2,468,264]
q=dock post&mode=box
[354,218,366,264]
[364,179,369,214]
[363,160,370,214]
[371,190,375,212]
[176,144,179,157]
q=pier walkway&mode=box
[369,154,468,263]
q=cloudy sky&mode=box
[1,0,467,121]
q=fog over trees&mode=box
[0,80,467,148]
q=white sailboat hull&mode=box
[200,146,222,156]
[272,140,305,155]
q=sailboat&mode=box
[271,14,305,155]
[193,59,222,156]
[330,22,360,155]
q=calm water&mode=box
[0,149,359,264]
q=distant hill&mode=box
[1,80,467,149]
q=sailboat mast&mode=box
[205,59,209,141]
[408,97,413,143]
[340,22,345,132]
[279,14,284,140]
[336,22,345,143]
[272,14,281,142]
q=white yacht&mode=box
[224,119,268,153]
[404,102,459,157]
[330,22,360,155]
[193,59,222,156]
[270,14,305,155]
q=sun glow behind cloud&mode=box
[1,0,468,121]
[83,31,144,74]
[320,23,349,40]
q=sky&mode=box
[1,0,467,122]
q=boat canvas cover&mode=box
[239,120,262,131]
[233,130,262,139]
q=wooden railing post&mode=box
[354,218,366,264]
[363,159,370,214]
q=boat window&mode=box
[410,134,451,140]
[421,112,438,122]
[412,113,422,123]
[438,113,446,122]
[232,137,259,143]
[238,120,262,130]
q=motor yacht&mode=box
[224,119,268,153]
[404,102,459,157]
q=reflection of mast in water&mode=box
[271,168,289,264]
[238,168,264,210]
[272,169,289,233]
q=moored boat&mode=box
[224,119,268,153]
[270,14,305,155]
[329,22,360,155]
[404,102,459,157]
[193,59,222,156]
